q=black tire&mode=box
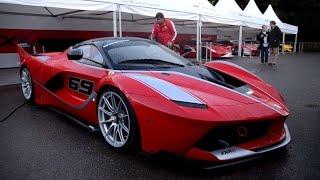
[97,87,140,152]
[20,67,35,103]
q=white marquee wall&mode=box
[0,12,216,68]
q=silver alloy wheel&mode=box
[21,68,32,100]
[98,91,130,148]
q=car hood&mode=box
[121,66,288,119]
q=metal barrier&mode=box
[298,42,320,52]
[204,42,213,63]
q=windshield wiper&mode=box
[119,59,185,67]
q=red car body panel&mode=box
[207,44,233,58]
[17,40,290,164]
[243,43,259,56]
[181,43,233,59]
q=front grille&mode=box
[196,121,270,151]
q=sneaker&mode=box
[268,63,272,66]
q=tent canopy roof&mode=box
[0,0,214,21]
[243,0,264,19]
[0,0,299,34]
[214,0,242,14]
[263,4,282,23]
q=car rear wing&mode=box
[17,43,63,64]
[16,43,34,65]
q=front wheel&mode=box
[97,88,139,152]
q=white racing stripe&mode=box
[127,73,204,105]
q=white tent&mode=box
[263,4,298,34]
[201,0,244,27]
[242,0,268,29]
[0,0,117,11]
[0,0,300,64]
[0,0,221,62]
[211,0,243,25]
[0,0,223,31]
[211,0,245,56]
[263,5,282,25]
[214,0,243,16]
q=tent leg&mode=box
[294,33,298,53]
[199,19,202,63]
[238,25,243,57]
[209,42,212,61]
[196,16,202,62]
[282,32,285,54]
[205,42,208,63]
[118,5,122,37]
[113,10,117,37]
[196,20,199,62]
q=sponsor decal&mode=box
[221,147,236,155]
[212,146,253,160]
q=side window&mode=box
[77,45,104,67]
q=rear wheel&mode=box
[97,88,139,152]
[20,68,34,102]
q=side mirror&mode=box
[67,48,83,60]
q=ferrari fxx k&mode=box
[17,37,290,166]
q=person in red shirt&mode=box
[151,12,177,49]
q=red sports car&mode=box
[181,43,233,59]
[202,43,233,59]
[216,40,239,55]
[181,45,197,58]
[243,41,259,56]
[17,37,290,167]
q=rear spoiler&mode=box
[17,43,63,64]
[16,43,33,65]
[17,43,45,55]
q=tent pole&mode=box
[118,4,122,37]
[196,20,199,62]
[113,9,117,37]
[238,25,243,57]
[196,15,201,62]
[294,33,298,53]
[282,32,285,54]
[199,17,202,63]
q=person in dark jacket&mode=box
[269,21,282,66]
[257,25,270,64]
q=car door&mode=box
[56,44,109,123]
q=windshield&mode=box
[103,39,192,70]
